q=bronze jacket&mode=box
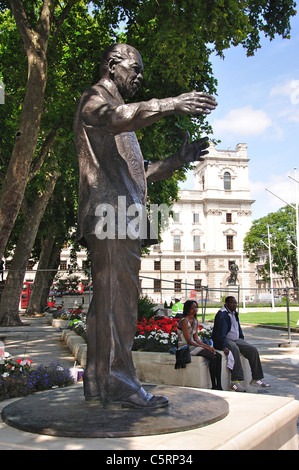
[74,78,184,246]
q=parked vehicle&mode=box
[21,281,33,309]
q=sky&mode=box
[180,12,299,222]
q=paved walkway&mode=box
[0,315,298,450]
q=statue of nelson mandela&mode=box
[74,43,217,408]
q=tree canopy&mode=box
[0,0,297,251]
[243,205,298,288]
[0,0,297,324]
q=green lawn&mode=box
[201,311,299,329]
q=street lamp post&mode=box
[260,225,275,312]
[288,168,299,296]
[158,250,162,304]
[241,250,246,311]
[266,167,299,295]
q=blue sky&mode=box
[180,12,299,222]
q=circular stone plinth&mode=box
[1,384,229,438]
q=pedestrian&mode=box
[212,296,270,392]
[177,300,223,390]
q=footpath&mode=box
[0,314,298,450]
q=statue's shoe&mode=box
[117,387,169,409]
[84,376,100,402]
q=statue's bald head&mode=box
[99,43,141,78]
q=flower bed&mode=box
[69,314,213,353]
[133,317,179,352]
[0,358,74,401]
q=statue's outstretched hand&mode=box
[173,91,217,115]
[177,132,210,164]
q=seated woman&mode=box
[177,300,223,390]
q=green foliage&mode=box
[137,295,157,321]
[53,273,82,293]
[243,205,298,286]
[0,0,297,256]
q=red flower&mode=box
[136,317,179,337]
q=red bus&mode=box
[21,281,33,309]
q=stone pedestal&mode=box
[1,384,229,438]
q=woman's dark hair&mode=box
[182,300,198,317]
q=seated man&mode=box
[212,296,270,392]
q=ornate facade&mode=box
[139,142,256,303]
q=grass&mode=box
[201,311,299,329]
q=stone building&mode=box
[139,142,256,303]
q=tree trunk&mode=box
[25,228,63,315]
[0,171,59,326]
[39,241,62,312]
[0,0,52,261]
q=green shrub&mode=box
[137,295,157,321]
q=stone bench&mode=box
[61,329,252,391]
[133,350,251,390]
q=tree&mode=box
[0,0,106,261]
[0,0,297,325]
[0,168,59,325]
[105,0,297,206]
[243,205,298,289]
[25,225,62,316]
[0,1,114,324]
[1,0,296,261]
[0,0,55,260]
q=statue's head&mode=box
[100,43,143,98]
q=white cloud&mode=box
[270,79,299,105]
[269,80,299,122]
[212,105,273,137]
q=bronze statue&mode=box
[74,44,217,408]
[228,262,239,286]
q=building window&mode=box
[174,260,181,271]
[195,261,201,271]
[174,280,182,292]
[27,260,34,270]
[4,260,11,271]
[173,212,180,222]
[194,279,202,291]
[226,212,232,223]
[154,260,161,271]
[224,172,231,190]
[154,279,161,292]
[226,235,234,250]
[60,260,67,270]
[193,213,199,223]
[82,260,90,270]
[173,235,181,251]
[193,235,200,251]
